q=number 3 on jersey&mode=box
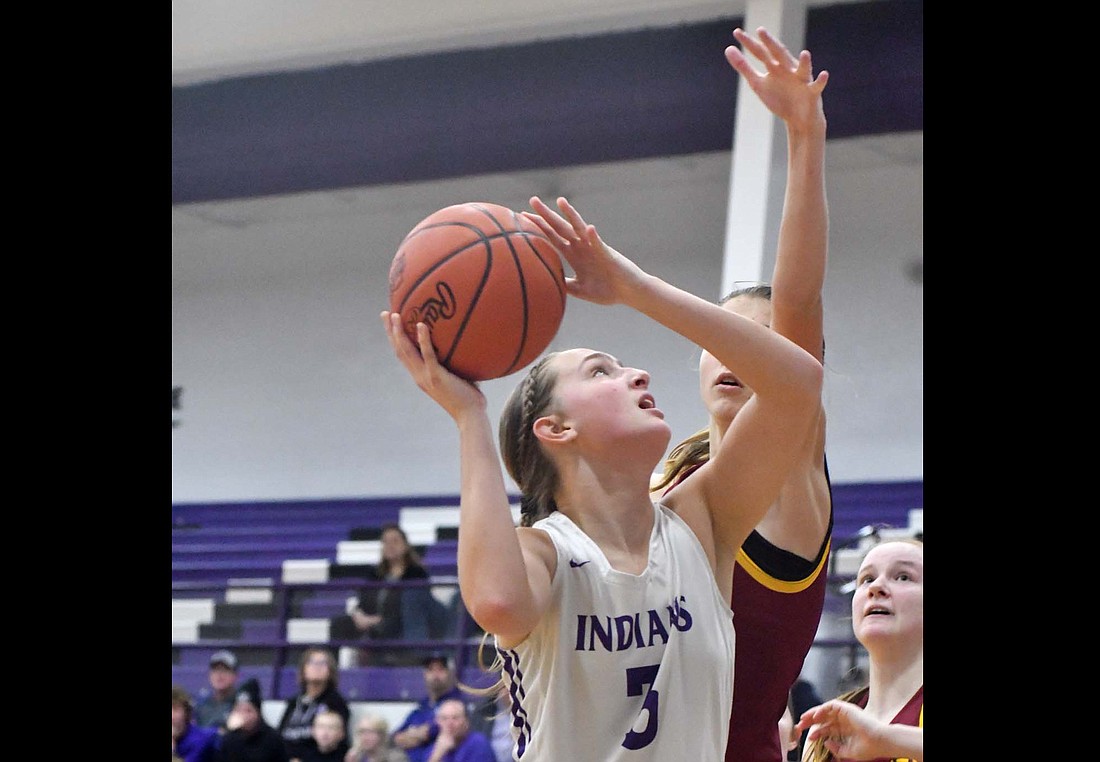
[622,664,660,750]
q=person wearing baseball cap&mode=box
[194,649,239,733]
[392,651,468,762]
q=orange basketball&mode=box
[387,202,567,381]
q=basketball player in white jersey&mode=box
[381,196,822,760]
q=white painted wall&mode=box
[171,135,922,503]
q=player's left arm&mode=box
[726,26,828,361]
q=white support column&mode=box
[720,0,809,298]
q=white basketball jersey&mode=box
[495,502,734,761]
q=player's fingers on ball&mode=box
[382,313,402,349]
[391,314,413,349]
[415,323,436,359]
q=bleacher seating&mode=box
[829,480,923,540]
[172,482,922,701]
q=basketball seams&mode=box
[392,232,492,315]
[394,228,557,317]
[516,233,567,305]
[440,237,496,372]
[496,233,531,378]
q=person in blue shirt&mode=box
[391,654,469,762]
[173,684,219,762]
[424,699,495,762]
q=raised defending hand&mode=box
[521,195,647,306]
[795,699,907,761]
[380,311,487,421]
[725,26,828,132]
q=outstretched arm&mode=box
[523,197,823,588]
[726,26,828,361]
[724,26,831,558]
[796,700,923,762]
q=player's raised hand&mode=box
[522,195,647,306]
[725,26,827,131]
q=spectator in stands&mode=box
[391,653,469,762]
[796,540,923,762]
[345,713,410,762]
[424,699,495,762]
[330,523,435,666]
[300,709,351,762]
[278,647,352,762]
[195,649,241,733]
[218,677,290,762]
[173,684,219,762]
[650,26,833,762]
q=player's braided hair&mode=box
[499,353,561,527]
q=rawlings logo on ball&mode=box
[406,281,458,333]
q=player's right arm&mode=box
[380,312,552,644]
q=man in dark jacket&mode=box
[217,678,290,762]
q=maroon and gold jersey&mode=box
[725,524,831,762]
[663,462,833,762]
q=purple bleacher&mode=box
[172,537,346,557]
[459,666,499,692]
[178,646,225,664]
[338,667,427,701]
[172,559,291,583]
[831,480,922,542]
[241,619,283,640]
[420,560,459,577]
[277,666,302,699]
[171,496,455,529]
[173,483,922,701]
[421,540,458,565]
[172,495,460,586]
[298,598,350,618]
[420,541,459,577]
[173,589,220,600]
[173,483,922,548]
[174,522,354,539]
